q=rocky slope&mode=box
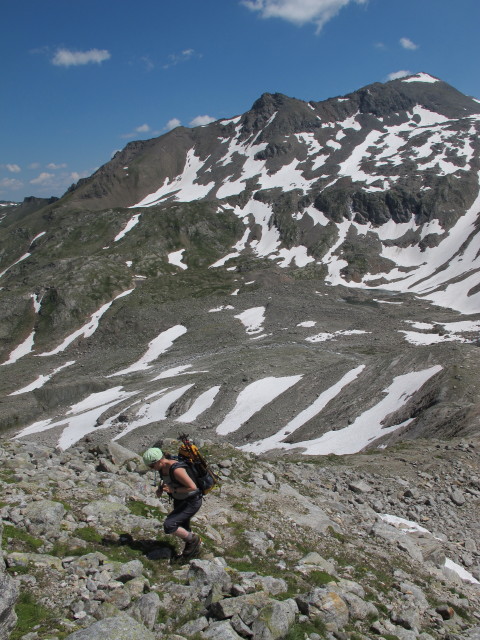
[1,434,479,640]
[1,73,480,455]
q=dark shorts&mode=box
[163,493,202,534]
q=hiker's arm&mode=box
[172,467,198,493]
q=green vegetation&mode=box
[308,570,338,587]
[285,618,326,640]
[0,468,15,484]
[10,591,61,640]
[127,499,164,519]
[2,524,43,552]
[75,526,103,544]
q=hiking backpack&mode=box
[174,433,220,495]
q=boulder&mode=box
[107,441,142,468]
[0,525,18,640]
[251,598,298,640]
[202,620,244,639]
[296,588,349,629]
[188,557,232,594]
[82,501,130,526]
[127,592,160,630]
[63,614,155,639]
[209,591,273,620]
[24,500,66,536]
[110,559,144,582]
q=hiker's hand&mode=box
[163,485,172,494]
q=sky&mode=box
[1,0,479,202]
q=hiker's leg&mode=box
[164,495,202,539]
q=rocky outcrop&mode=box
[1,436,479,639]
[0,523,18,640]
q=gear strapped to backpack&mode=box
[170,433,219,496]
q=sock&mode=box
[185,532,194,542]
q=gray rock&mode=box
[188,558,232,594]
[399,581,429,611]
[202,620,244,640]
[263,472,276,485]
[127,592,161,630]
[251,598,298,640]
[6,552,63,571]
[451,489,466,506]
[297,553,336,575]
[296,588,349,629]
[178,615,209,635]
[82,501,130,526]
[63,614,155,639]
[255,575,288,595]
[209,592,272,620]
[0,525,18,640]
[348,480,373,494]
[110,560,144,582]
[340,592,378,620]
[231,612,253,637]
[24,500,66,536]
[107,442,142,468]
[243,531,274,555]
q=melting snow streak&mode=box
[217,376,303,435]
[281,365,442,455]
[176,386,221,423]
[241,365,365,453]
[9,361,75,395]
[38,289,134,357]
[235,307,266,335]
[109,324,187,376]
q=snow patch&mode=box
[108,324,187,376]
[217,375,303,435]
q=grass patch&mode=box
[75,526,103,544]
[2,525,43,552]
[127,499,164,520]
[327,526,348,543]
[285,618,326,640]
[6,565,31,576]
[308,570,338,587]
[0,469,15,484]
[10,591,59,640]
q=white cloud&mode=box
[189,115,216,127]
[140,55,154,71]
[46,162,67,170]
[386,70,411,81]
[52,48,111,67]
[6,164,21,173]
[30,172,55,185]
[166,118,182,130]
[120,124,151,139]
[400,37,418,50]
[163,48,200,69]
[0,177,23,191]
[242,0,367,32]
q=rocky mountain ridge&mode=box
[0,72,480,455]
[1,435,479,640]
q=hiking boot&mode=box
[182,533,201,558]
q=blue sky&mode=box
[1,0,479,202]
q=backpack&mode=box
[173,433,220,495]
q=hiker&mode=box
[142,447,202,558]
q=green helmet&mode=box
[142,448,164,466]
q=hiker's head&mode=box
[142,447,164,469]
